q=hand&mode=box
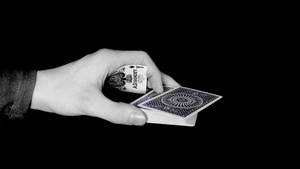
[31,49,180,125]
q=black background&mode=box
[0,3,259,164]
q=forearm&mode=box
[0,70,37,119]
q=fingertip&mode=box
[146,66,163,93]
[130,110,147,126]
[153,83,163,93]
[149,76,163,93]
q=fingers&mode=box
[161,73,181,87]
[99,49,178,93]
[88,94,147,126]
[114,50,164,93]
[133,51,163,93]
[147,66,163,93]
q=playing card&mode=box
[131,86,173,107]
[106,65,147,94]
[139,87,222,118]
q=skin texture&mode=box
[31,49,180,126]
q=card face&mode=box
[131,86,173,107]
[106,65,148,94]
[139,87,222,118]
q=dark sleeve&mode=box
[0,70,37,119]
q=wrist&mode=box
[31,70,53,112]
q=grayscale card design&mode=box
[131,86,173,107]
[140,87,222,118]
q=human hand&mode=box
[31,49,180,125]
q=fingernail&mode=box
[130,112,146,126]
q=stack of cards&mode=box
[131,86,222,127]
[106,64,222,127]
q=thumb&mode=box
[89,95,147,126]
[109,102,147,126]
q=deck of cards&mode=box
[106,64,222,127]
[131,86,222,127]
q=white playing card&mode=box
[136,86,222,127]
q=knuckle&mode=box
[96,48,113,57]
[137,51,149,58]
[98,48,109,53]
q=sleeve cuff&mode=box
[8,70,37,119]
